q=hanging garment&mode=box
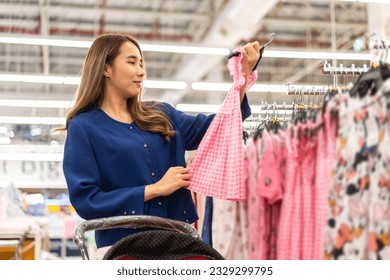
[325,79,390,259]
[245,138,265,259]
[312,111,337,260]
[211,199,249,259]
[188,49,257,201]
[256,130,284,259]
[201,196,213,246]
[276,126,299,259]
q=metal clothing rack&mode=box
[322,61,369,76]
[286,60,369,96]
[285,83,329,96]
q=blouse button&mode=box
[185,219,189,223]
[131,210,136,215]
[183,210,187,215]
[143,144,148,148]
[123,211,127,215]
[151,172,155,177]
[158,201,163,206]
[129,126,133,130]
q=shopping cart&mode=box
[73,215,224,260]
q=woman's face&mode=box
[105,41,145,99]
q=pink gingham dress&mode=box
[188,48,257,201]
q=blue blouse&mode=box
[63,97,251,248]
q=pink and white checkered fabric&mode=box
[188,48,257,201]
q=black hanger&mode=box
[350,40,390,97]
[227,33,275,72]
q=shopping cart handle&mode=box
[73,215,200,260]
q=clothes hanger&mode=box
[279,102,288,131]
[253,101,267,139]
[350,35,390,97]
[227,33,276,71]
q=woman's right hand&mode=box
[144,166,190,201]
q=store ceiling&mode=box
[0,0,370,143]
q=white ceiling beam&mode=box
[261,18,368,30]
[39,1,50,75]
[39,0,51,102]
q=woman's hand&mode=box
[239,41,261,102]
[241,41,261,77]
[145,166,190,201]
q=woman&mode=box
[62,33,260,258]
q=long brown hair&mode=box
[59,33,175,142]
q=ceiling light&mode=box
[0,74,187,89]
[0,152,63,161]
[192,82,320,93]
[0,137,11,144]
[0,116,65,125]
[143,80,187,90]
[339,0,390,3]
[0,74,78,85]
[0,99,74,108]
[0,35,371,60]
[176,104,221,113]
[0,36,229,55]
[176,104,295,114]
[141,43,230,55]
[263,50,371,60]
[0,36,91,48]
[0,181,66,189]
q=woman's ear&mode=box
[103,64,111,78]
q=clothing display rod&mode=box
[285,83,328,96]
[322,61,369,76]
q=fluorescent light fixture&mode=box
[191,82,231,92]
[0,181,66,189]
[176,104,221,113]
[0,152,63,161]
[339,0,390,3]
[0,99,74,108]
[264,50,371,61]
[143,80,187,90]
[0,35,371,60]
[0,74,79,85]
[0,137,11,144]
[0,36,91,48]
[0,36,229,55]
[141,43,230,55]
[192,82,302,93]
[0,116,65,125]
[0,74,187,89]
[176,104,295,114]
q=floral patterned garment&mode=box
[325,79,390,259]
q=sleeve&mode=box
[162,97,251,151]
[62,119,145,220]
[240,94,252,120]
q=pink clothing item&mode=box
[277,126,299,259]
[188,48,257,200]
[300,121,317,259]
[287,125,303,260]
[313,112,336,259]
[257,130,283,203]
[211,199,248,259]
[256,130,283,259]
[245,138,265,259]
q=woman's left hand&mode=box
[241,41,261,77]
[239,41,261,102]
